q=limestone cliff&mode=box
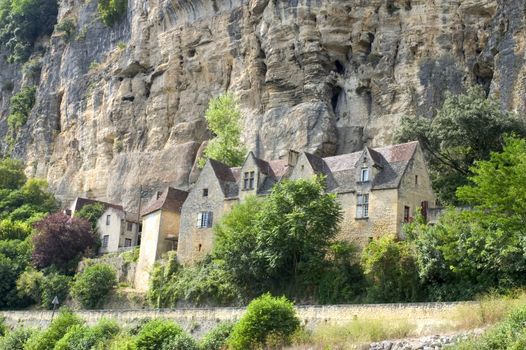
[0,0,524,209]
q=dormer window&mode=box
[243,171,255,190]
[360,168,369,182]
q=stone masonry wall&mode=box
[0,302,475,338]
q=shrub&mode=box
[25,310,83,350]
[54,318,120,350]
[6,86,36,139]
[228,294,300,350]
[75,203,105,232]
[134,319,184,350]
[40,272,71,309]
[121,246,140,264]
[71,263,117,309]
[361,235,421,302]
[0,316,5,336]
[32,212,97,272]
[0,219,32,240]
[160,333,198,350]
[22,58,42,79]
[98,0,127,26]
[55,18,76,40]
[0,327,35,350]
[16,268,44,305]
[199,322,234,350]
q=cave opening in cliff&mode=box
[473,63,493,96]
[334,60,345,74]
[331,86,343,115]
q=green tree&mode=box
[98,0,127,27]
[0,178,57,222]
[25,310,83,350]
[396,86,526,204]
[200,93,246,167]
[75,203,105,232]
[361,235,421,302]
[228,294,300,350]
[0,238,31,308]
[0,158,26,190]
[71,263,116,309]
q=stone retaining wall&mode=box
[0,302,476,338]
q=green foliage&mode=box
[53,318,120,350]
[198,322,234,350]
[55,18,75,40]
[75,203,105,232]
[40,272,71,309]
[97,0,126,27]
[396,86,526,204]
[71,263,116,309]
[22,57,41,79]
[160,333,199,350]
[0,317,5,336]
[0,238,31,308]
[16,267,44,305]
[199,93,246,167]
[451,305,526,350]
[25,310,83,350]
[0,219,31,240]
[134,319,184,350]
[6,86,36,144]
[0,0,57,63]
[0,327,35,350]
[0,158,25,190]
[361,235,421,302]
[148,253,242,308]
[228,294,300,350]
[121,246,139,264]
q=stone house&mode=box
[135,187,188,291]
[66,197,140,254]
[176,141,436,264]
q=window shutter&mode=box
[197,212,203,227]
[207,212,213,227]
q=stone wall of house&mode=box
[0,302,475,338]
[97,207,125,254]
[135,211,162,291]
[339,189,399,246]
[178,162,228,265]
[397,147,436,237]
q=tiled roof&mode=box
[72,197,123,213]
[141,187,188,216]
[267,159,290,178]
[209,159,239,197]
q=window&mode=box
[203,188,208,197]
[124,238,132,247]
[243,171,255,190]
[415,175,419,186]
[404,206,410,222]
[127,222,133,231]
[360,168,369,182]
[301,164,305,171]
[198,243,202,252]
[102,235,109,248]
[356,194,369,218]
[196,211,213,228]
[106,215,111,225]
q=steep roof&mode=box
[71,197,123,213]
[322,141,419,192]
[141,187,188,217]
[209,159,239,198]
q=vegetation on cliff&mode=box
[396,86,526,204]
[199,93,247,168]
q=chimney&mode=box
[287,150,299,167]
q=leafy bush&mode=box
[160,333,198,350]
[0,316,5,336]
[361,235,421,302]
[0,327,35,350]
[134,319,184,350]
[121,246,140,264]
[199,93,246,167]
[25,310,83,350]
[0,238,31,308]
[199,322,234,350]
[16,268,44,305]
[54,318,120,350]
[22,58,42,79]
[71,263,116,309]
[55,18,76,40]
[0,219,31,241]
[75,203,105,232]
[0,158,26,190]
[6,86,36,138]
[40,272,71,309]
[228,294,300,350]
[98,0,127,26]
[32,212,97,272]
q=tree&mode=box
[0,238,31,308]
[32,213,97,272]
[360,235,421,302]
[214,176,343,297]
[396,86,526,204]
[0,178,57,222]
[199,93,246,167]
[75,203,105,232]
[0,158,26,190]
[71,263,117,309]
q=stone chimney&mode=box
[287,150,299,167]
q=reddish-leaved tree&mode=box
[32,212,98,270]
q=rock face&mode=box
[0,0,525,209]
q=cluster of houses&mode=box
[65,141,437,291]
